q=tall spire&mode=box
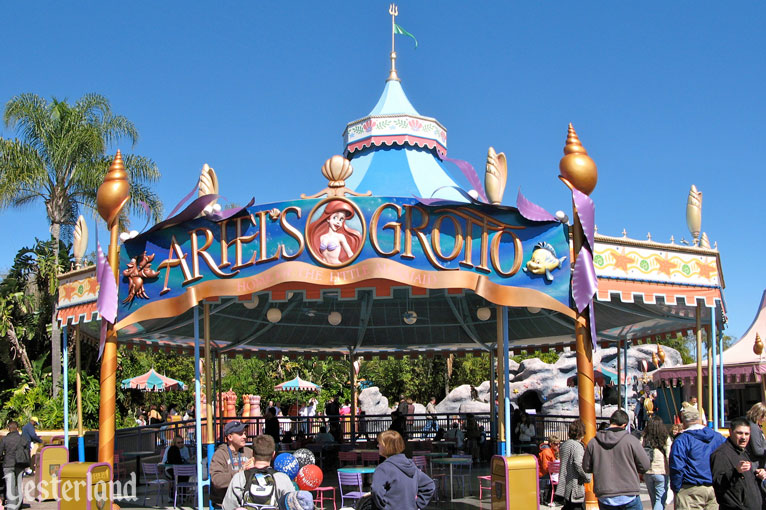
[388,3,400,82]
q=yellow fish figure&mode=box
[524,242,567,282]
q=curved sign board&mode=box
[115,196,573,329]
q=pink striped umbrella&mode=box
[121,368,186,391]
[274,375,321,392]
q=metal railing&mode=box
[111,412,608,457]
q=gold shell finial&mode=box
[73,215,89,269]
[97,150,130,229]
[322,156,353,189]
[755,333,764,356]
[651,352,659,367]
[485,147,508,205]
[657,344,666,364]
[559,123,598,195]
[686,184,702,244]
[301,155,372,199]
[198,164,219,197]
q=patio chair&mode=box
[141,463,170,507]
[338,451,358,466]
[313,486,337,510]
[172,464,197,508]
[113,450,129,481]
[478,475,491,499]
[413,455,442,501]
[360,451,380,466]
[452,454,473,498]
[338,472,364,508]
[547,460,561,506]
[307,443,325,469]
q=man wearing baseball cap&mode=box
[210,420,254,506]
[22,417,43,474]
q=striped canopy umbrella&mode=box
[274,375,321,393]
[121,368,186,391]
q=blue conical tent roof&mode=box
[343,77,466,201]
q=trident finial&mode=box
[388,4,400,82]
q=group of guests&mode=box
[135,403,195,426]
[549,402,766,510]
[210,420,435,510]
[0,417,44,510]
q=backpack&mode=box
[643,444,655,464]
[242,467,279,508]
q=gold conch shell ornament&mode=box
[484,147,507,205]
[651,352,659,367]
[558,124,598,195]
[699,232,711,249]
[198,164,219,198]
[754,333,764,356]
[73,215,89,269]
[657,344,666,364]
[97,150,130,229]
[301,155,372,199]
[686,184,702,245]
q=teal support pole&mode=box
[63,326,69,448]
[503,306,511,451]
[719,327,725,425]
[711,307,718,429]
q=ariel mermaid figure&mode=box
[308,200,363,265]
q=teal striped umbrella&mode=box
[121,368,186,391]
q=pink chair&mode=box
[548,460,561,505]
[338,451,358,466]
[360,451,380,465]
[478,475,492,499]
[313,486,337,510]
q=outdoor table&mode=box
[122,450,156,482]
[431,457,472,501]
[337,466,376,474]
[423,452,448,457]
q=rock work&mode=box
[358,344,681,415]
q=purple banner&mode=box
[516,189,557,222]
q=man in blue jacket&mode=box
[669,405,726,509]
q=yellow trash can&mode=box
[491,454,539,510]
[57,462,112,510]
[34,445,69,501]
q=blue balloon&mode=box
[274,452,300,480]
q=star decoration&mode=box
[61,283,76,302]
[612,250,635,272]
[696,260,717,280]
[654,255,678,277]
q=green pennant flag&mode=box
[394,23,418,49]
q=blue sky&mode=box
[1,2,763,341]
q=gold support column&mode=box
[558,124,598,510]
[98,226,119,469]
[96,151,129,475]
[696,303,703,416]
[496,307,505,448]
[204,303,214,444]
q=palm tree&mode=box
[0,93,163,396]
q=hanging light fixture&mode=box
[527,306,541,314]
[267,308,282,323]
[476,307,491,321]
[328,311,342,326]
[403,310,418,325]
[243,296,259,309]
